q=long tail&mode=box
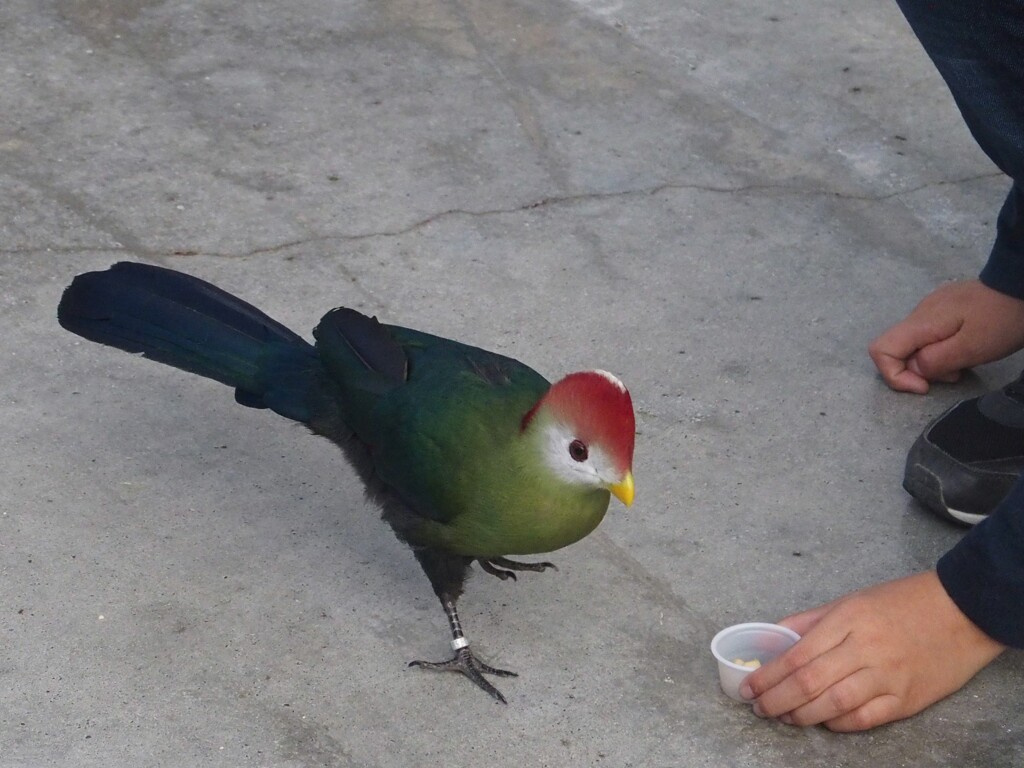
[57,262,321,424]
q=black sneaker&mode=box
[903,373,1024,525]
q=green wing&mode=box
[313,312,550,524]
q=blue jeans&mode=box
[896,0,1024,296]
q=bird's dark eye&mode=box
[568,439,588,462]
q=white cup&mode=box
[710,622,801,702]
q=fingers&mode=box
[867,281,975,392]
[775,667,880,729]
[868,328,934,394]
[824,693,902,733]
[872,355,930,393]
[744,592,905,729]
[757,668,903,732]
[742,617,852,706]
[741,572,1007,732]
[746,633,855,717]
[868,279,1024,392]
[748,638,903,731]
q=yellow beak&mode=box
[609,471,635,507]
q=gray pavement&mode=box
[2,1,1022,766]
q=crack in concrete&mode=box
[2,171,1003,259]
[842,171,1006,201]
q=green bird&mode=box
[57,262,636,703]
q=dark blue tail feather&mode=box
[58,262,320,423]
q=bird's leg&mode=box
[408,597,517,704]
[477,557,558,581]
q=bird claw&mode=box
[478,557,558,581]
[477,559,516,580]
[409,646,517,703]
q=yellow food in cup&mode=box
[733,658,761,669]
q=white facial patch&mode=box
[541,421,617,489]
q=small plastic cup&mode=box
[710,622,801,702]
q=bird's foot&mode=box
[477,557,558,581]
[408,645,517,703]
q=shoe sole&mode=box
[902,456,989,526]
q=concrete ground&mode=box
[2,0,1022,766]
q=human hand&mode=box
[869,280,1024,394]
[740,571,1005,732]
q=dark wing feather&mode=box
[314,308,407,384]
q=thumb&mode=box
[907,355,960,383]
[911,337,969,383]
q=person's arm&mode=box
[980,182,1024,301]
[936,477,1024,649]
